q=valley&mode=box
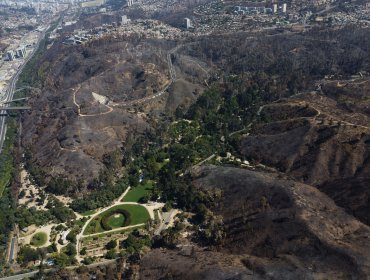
[0,0,369,279]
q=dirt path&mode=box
[75,187,163,261]
[19,224,56,249]
[72,85,113,117]
[82,223,145,238]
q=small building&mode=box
[16,47,26,58]
[273,3,278,14]
[184,18,192,29]
[121,15,131,25]
[282,3,287,13]
[6,50,15,61]
[60,230,70,245]
[21,227,29,233]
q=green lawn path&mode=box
[81,225,144,241]
[121,182,153,203]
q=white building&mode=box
[16,47,26,58]
[282,3,287,13]
[121,15,131,25]
[184,17,191,29]
[273,3,278,14]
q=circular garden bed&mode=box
[30,232,48,247]
[101,209,131,231]
[83,204,150,235]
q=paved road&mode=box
[8,237,16,263]
[0,259,117,280]
[0,28,46,154]
[0,271,38,280]
[154,209,178,235]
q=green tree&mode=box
[82,257,94,265]
[105,249,117,259]
[18,246,39,265]
[80,247,87,255]
[64,243,77,257]
[105,240,117,250]
[66,231,77,243]
[169,144,195,170]
[52,252,70,267]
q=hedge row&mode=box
[100,209,131,231]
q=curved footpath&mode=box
[75,187,164,260]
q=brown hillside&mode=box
[240,79,370,225]
[138,166,370,279]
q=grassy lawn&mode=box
[83,204,150,235]
[85,217,103,234]
[107,213,125,228]
[30,232,47,247]
[81,209,96,216]
[121,182,153,203]
[81,225,144,241]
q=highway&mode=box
[0,259,117,280]
[0,28,46,154]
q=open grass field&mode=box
[107,213,125,228]
[81,224,144,242]
[121,182,153,203]
[83,204,150,235]
[30,232,47,247]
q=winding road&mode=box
[71,44,184,118]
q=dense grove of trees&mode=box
[121,231,151,255]
[15,197,76,229]
[116,78,262,248]
[129,78,262,181]
[70,178,128,213]
[0,189,16,268]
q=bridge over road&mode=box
[2,98,29,104]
